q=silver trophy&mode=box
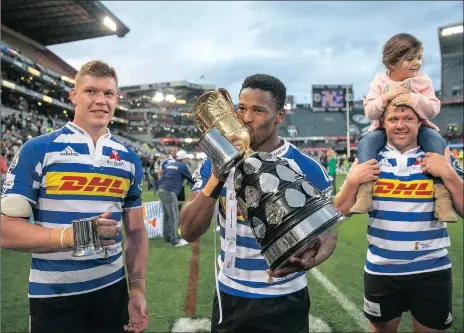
[71,216,104,257]
[234,153,346,270]
[198,127,245,175]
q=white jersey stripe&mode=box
[29,256,123,284]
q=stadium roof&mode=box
[119,80,216,105]
[1,0,130,46]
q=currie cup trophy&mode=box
[193,88,347,270]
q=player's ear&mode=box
[69,88,77,105]
[275,108,285,125]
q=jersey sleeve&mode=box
[122,151,143,210]
[294,152,332,193]
[2,139,44,204]
[191,159,212,192]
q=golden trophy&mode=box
[193,88,251,175]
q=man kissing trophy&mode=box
[193,88,347,271]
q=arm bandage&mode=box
[201,175,225,200]
[129,279,146,296]
[50,227,74,250]
[1,195,33,218]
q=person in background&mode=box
[157,150,193,247]
[0,150,8,189]
[152,153,161,195]
[326,149,338,195]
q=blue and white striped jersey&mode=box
[2,122,143,298]
[191,139,332,298]
[365,144,463,276]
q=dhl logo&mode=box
[46,172,129,198]
[373,179,433,198]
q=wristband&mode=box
[129,279,146,295]
[129,293,145,300]
[50,227,74,249]
[201,174,225,199]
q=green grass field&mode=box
[1,175,463,332]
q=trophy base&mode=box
[262,204,347,271]
[72,245,105,257]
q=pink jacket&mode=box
[363,72,440,132]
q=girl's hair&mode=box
[382,33,423,69]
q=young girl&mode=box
[351,33,458,222]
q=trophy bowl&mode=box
[234,152,347,271]
[71,216,104,257]
[193,88,251,153]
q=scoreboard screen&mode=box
[312,85,353,112]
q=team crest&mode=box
[412,157,422,171]
[110,149,121,161]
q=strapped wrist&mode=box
[129,279,146,295]
[50,227,74,250]
[201,174,225,199]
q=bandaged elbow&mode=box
[1,195,33,218]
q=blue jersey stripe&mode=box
[368,226,448,241]
[220,251,267,270]
[378,171,429,181]
[366,256,450,274]
[407,157,422,167]
[377,158,397,167]
[38,191,125,202]
[370,210,434,222]
[34,210,123,225]
[29,267,125,296]
[219,227,261,250]
[32,252,122,272]
[47,143,89,154]
[368,245,443,260]
[227,272,305,289]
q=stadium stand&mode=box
[1,12,462,177]
[439,23,464,102]
[117,81,216,151]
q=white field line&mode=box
[310,267,369,331]
[172,316,333,332]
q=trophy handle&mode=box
[218,88,233,105]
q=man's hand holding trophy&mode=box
[192,88,347,272]
[50,210,120,257]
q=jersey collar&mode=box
[269,137,290,157]
[385,142,421,155]
[65,122,111,141]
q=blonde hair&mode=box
[382,33,423,69]
[75,60,118,86]
[381,102,419,122]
